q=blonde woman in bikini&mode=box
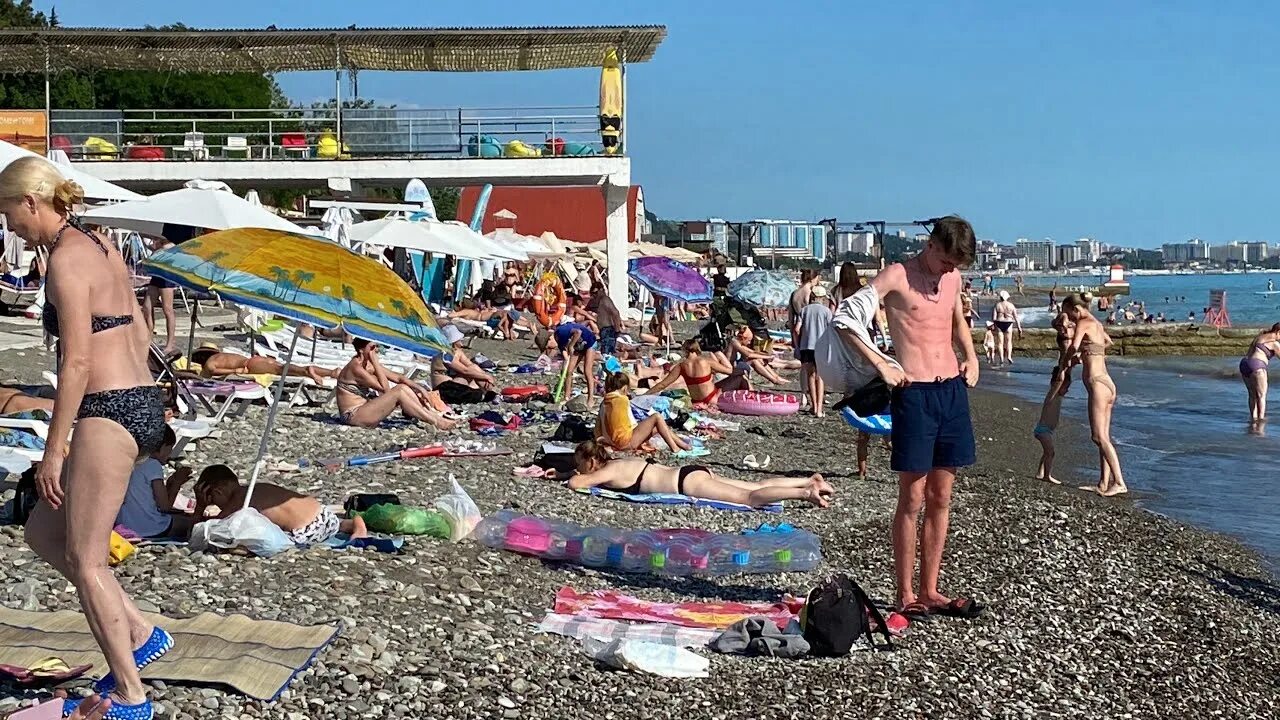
[1063,293,1126,496]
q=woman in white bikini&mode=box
[1063,293,1126,496]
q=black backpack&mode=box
[801,574,893,656]
[551,415,595,443]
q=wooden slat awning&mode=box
[0,25,666,73]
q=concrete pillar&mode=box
[603,179,630,310]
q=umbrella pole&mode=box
[185,300,199,359]
[242,329,301,509]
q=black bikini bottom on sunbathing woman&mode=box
[621,462,709,495]
[77,385,166,456]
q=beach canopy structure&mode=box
[82,187,305,236]
[0,138,140,202]
[0,26,666,73]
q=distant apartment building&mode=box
[752,219,827,260]
[1015,238,1055,270]
[1209,241,1269,265]
[681,218,731,255]
[835,231,875,256]
[1075,237,1101,262]
[1002,253,1030,271]
[1161,239,1210,265]
[1056,244,1086,267]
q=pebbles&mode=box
[0,330,1276,718]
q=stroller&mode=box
[697,296,770,353]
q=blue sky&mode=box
[40,0,1280,247]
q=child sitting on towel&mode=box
[115,426,197,539]
[193,464,367,545]
[596,372,691,453]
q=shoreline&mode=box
[0,335,1277,717]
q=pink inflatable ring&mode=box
[717,390,800,416]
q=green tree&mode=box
[431,187,460,221]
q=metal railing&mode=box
[49,105,610,160]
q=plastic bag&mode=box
[434,475,481,542]
[581,638,709,678]
[196,508,295,557]
[358,504,451,538]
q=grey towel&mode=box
[709,616,810,658]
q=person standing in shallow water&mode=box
[1239,322,1280,425]
[1062,292,1127,497]
[0,157,170,718]
[833,215,984,620]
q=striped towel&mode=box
[536,613,721,648]
[576,486,782,513]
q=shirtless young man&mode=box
[193,464,367,545]
[190,346,334,384]
[835,216,983,621]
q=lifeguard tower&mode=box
[1204,289,1231,328]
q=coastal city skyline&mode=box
[35,0,1280,249]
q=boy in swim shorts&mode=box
[193,465,367,546]
[834,216,984,621]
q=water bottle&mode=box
[706,535,753,575]
[788,531,823,571]
[542,518,582,561]
[473,510,516,549]
[661,535,709,576]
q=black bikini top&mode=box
[41,217,135,339]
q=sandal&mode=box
[928,597,985,619]
[898,602,932,622]
[63,696,153,720]
[93,626,173,694]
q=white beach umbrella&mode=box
[81,187,304,235]
[350,217,526,261]
[0,138,141,202]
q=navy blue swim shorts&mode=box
[889,376,976,473]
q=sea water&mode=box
[983,271,1280,328]
[981,357,1280,569]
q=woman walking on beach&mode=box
[1,157,169,718]
[1063,292,1127,497]
[991,290,1022,366]
[1239,322,1280,424]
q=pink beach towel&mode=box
[553,586,801,630]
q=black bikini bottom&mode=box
[77,385,166,456]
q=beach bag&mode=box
[800,574,892,656]
[357,504,451,539]
[344,493,401,513]
[532,444,578,476]
[436,381,496,405]
[107,532,135,566]
[551,415,594,443]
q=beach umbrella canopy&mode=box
[0,138,141,202]
[143,227,450,357]
[349,217,492,260]
[81,187,304,235]
[728,270,798,308]
[627,256,713,303]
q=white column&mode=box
[604,178,630,311]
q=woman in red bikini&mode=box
[644,338,746,407]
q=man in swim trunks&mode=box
[193,464,367,545]
[836,216,983,620]
[189,345,335,384]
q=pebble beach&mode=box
[2,328,1278,720]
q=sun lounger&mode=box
[0,414,48,440]
[168,418,217,459]
[183,380,270,423]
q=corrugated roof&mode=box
[0,26,666,73]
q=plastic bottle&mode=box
[706,535,753,575]
[619,531,659,573]
[504,516,552,555]
[542,518,582,561]
[579,528,624,567]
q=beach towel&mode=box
[554,587,800,630]
[576,486,782,513]
[0,428,43,450]
[0,608,338,701]
[537,613,721,648]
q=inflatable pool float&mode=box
[841,406,892,435]
[717,390,800,416]
[501,385,549,401]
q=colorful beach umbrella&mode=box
[728,270,798,308]
[627,256,713,303]
[142,227,450,357]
